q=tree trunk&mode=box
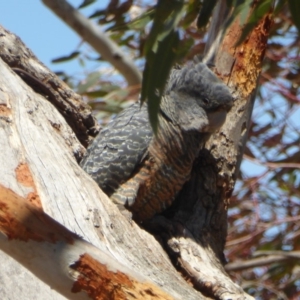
[0,1,272,298]
[0,25,202,300]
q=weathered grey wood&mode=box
[0,25,99,149]
[141,1,262,299]
[0,53,203,299]
[0,250,66,300]
[0,188,172,300]
[0,3,263,294]
[42,0,142,86]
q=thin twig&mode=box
[42,0,142,86]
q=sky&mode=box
[0,0,109,75]
[0,0,276,179]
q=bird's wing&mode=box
[80,102,153,196]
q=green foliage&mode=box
[141,0,185,133]
[52,51,80,63]
[227,7,300,295]
[197,0,218,28]
[52,2,300,297]
[110,9,155,31]
[76,71,102,94]
[78,0,97,9]
[143,31,180,133]
[230,0,300,46]
[288,0,300,33]
[225,0,273,46]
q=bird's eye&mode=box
[203,97,209,105]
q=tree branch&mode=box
[0,50,203,299]
[225,251,300,272]
[42,0,142,86]
[0,25,99,149]
[146,1,271,299]
[0,184,174,300]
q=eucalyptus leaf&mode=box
[109,9,155,31]
[197,0,218,28]
[288,0,300,33]
[144,0,184,54]
[143,31,180,133]
[52,51,80,63]
[141,0,185,133]
[235,0,273,46]
[77,71,101,94]
[89,9,106,19]
[85,90,110,98]
[78,0,96,9]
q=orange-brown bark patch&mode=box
[15,163,42,208]
[26,191,42,209]
[0,104,11,116]
[16,163,35,187]
[218,11,273,98]
[0,184,77,243]
[72,253,174,300]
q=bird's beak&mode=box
[206,109,228,132]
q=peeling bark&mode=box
[0,30,203,299]
[0,185,173,300]
[144,2,272,300]
[0,1,272,298]
[0,25,99,149]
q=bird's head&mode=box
[162,62,234,133]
